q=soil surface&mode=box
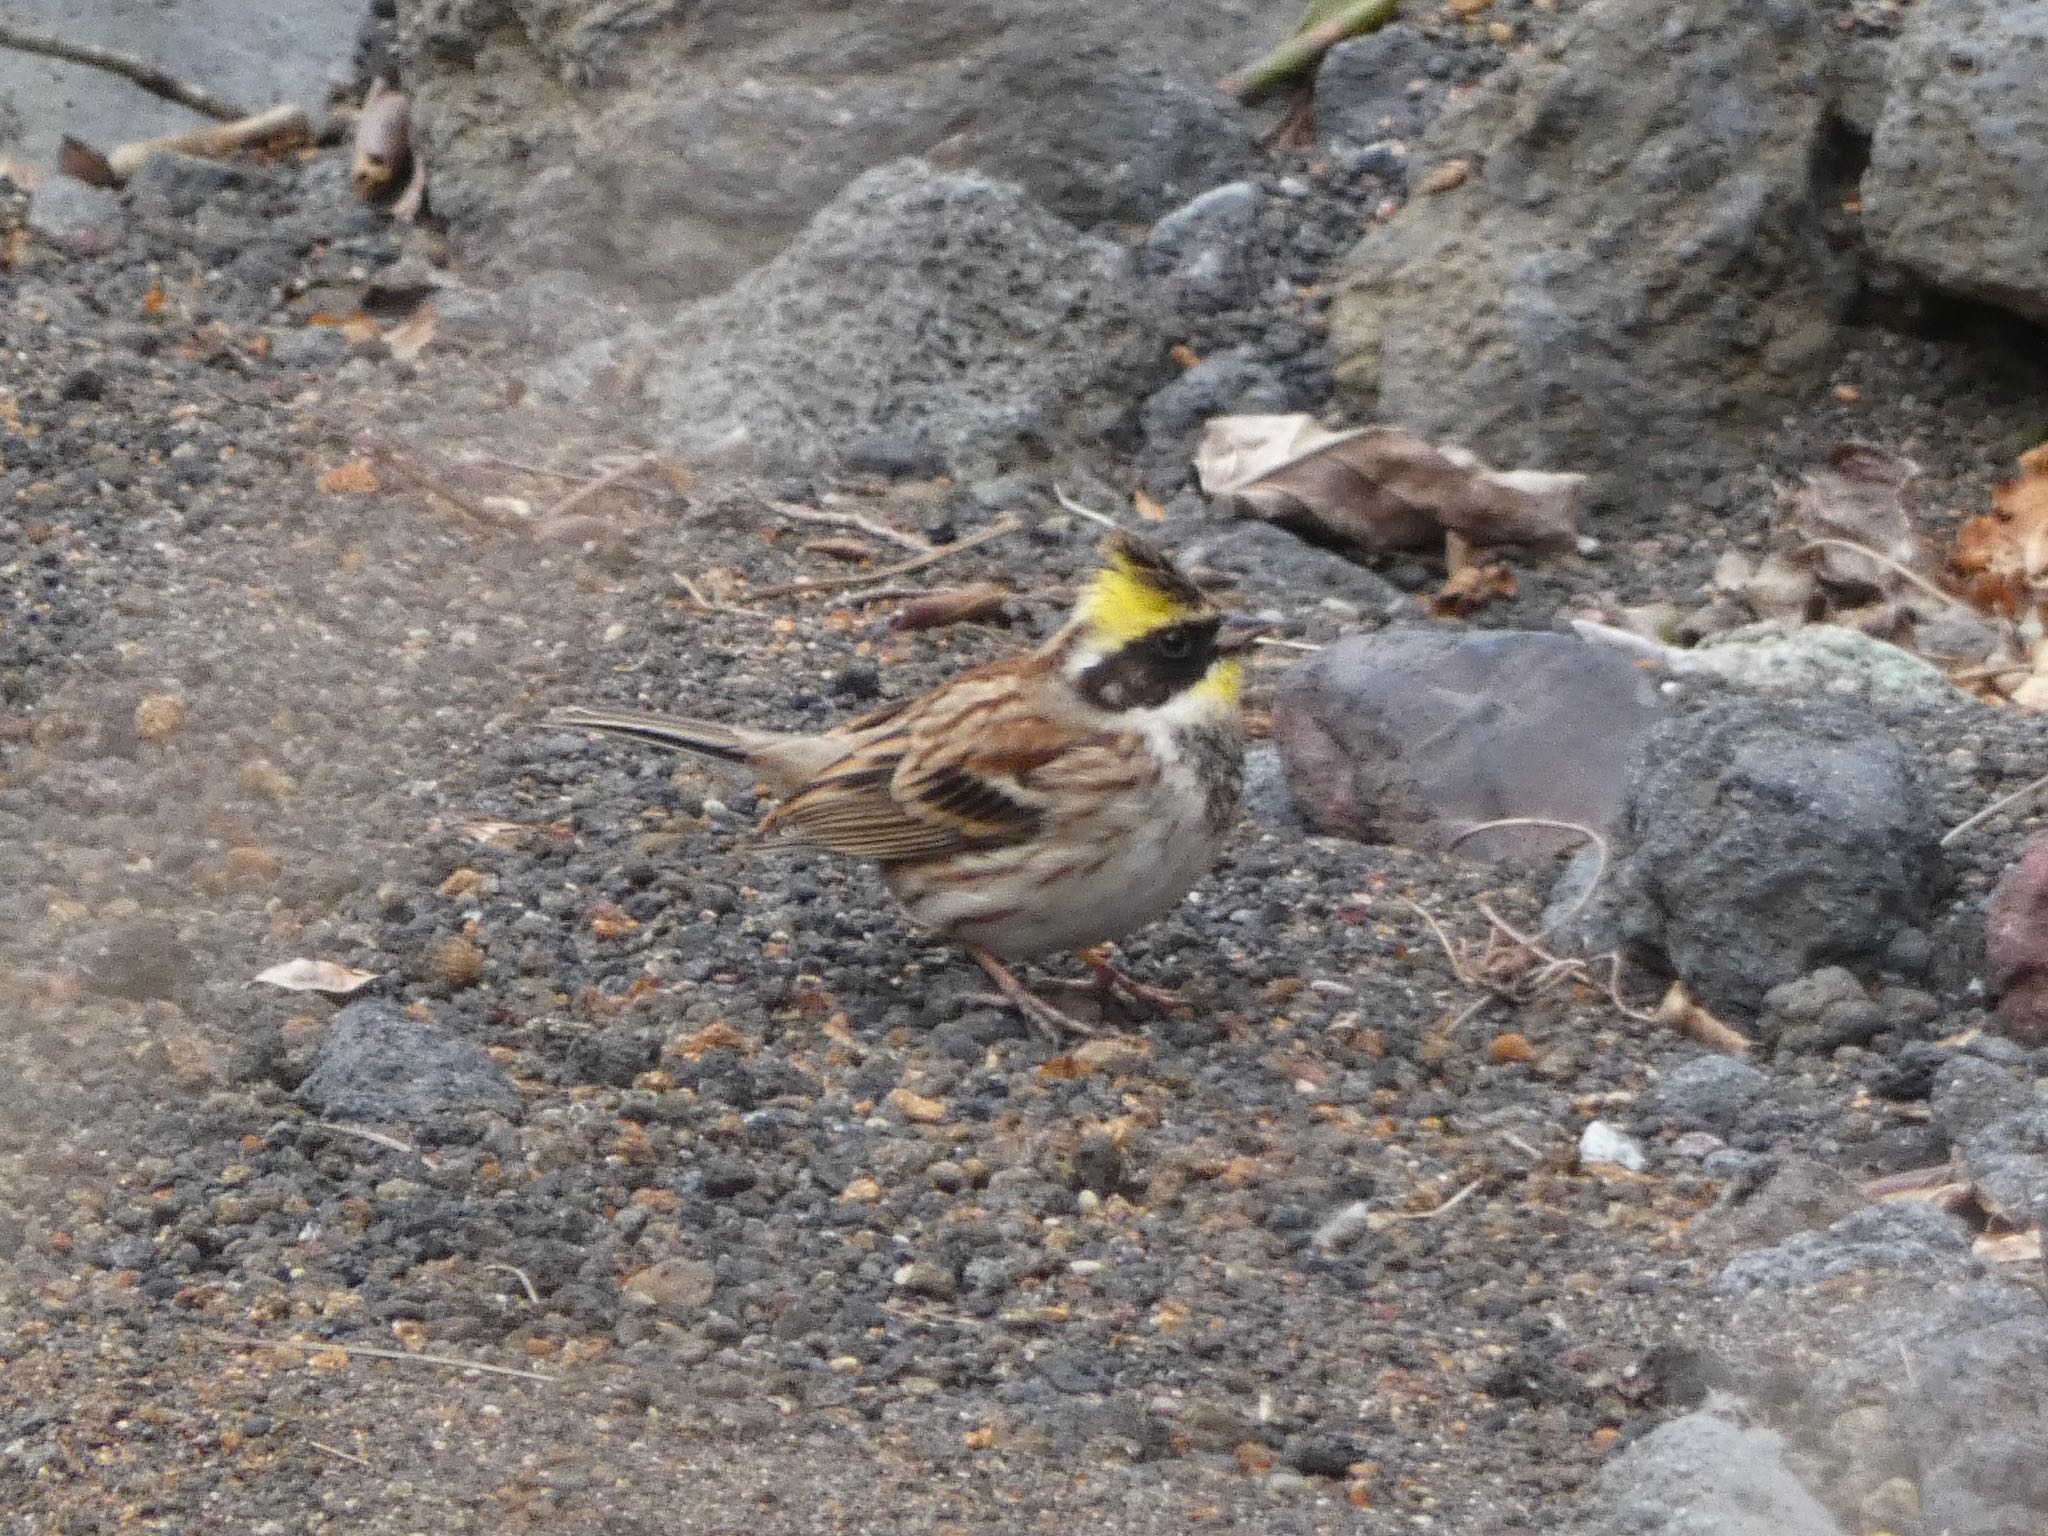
[4,20,2048,1536]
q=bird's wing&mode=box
[760,664,1098,862]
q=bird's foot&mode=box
[1075,946,1182,1014]
[968,946,1100,1040]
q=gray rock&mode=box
[1331,0,1856,511]
[1314,25,1445,147]
[1650,1055,1768,1134]
[1796,1281,2048,1534]
[1271,628,1665,860]
[0,0,367,175]
[1715,1201,1976,1295]
[1864,0,2048,322]
[1675,622,1970,713]
[123,151,251,219]
[1759,967,1886,1054]
[1606,699,1942,1017]
[1579,1409,1844,1536]
[1143,182,1262,314]
[25,180,127,255]
[1175,518,1412,621]
[1829,32,1895,139]
[619,161,1162,476]
[1933,1060,2048,1226]
[1702,1155,1863,1256]
[1240,744,1303,832]
[406,0,1295,303]
[621,1256,717,1322]
[1140,351,1290,452]
[296,1001,520,1125]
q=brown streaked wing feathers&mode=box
[760,662,1092,862]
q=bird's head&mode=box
[1064,531,1257,715]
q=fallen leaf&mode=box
[1427,561,1516,616]
[1952,443,2048,602]
[1195,415,1582,556]
[253,959,380,995]
[142,283,167,317]
[1788,442,1931,600]
[1415,157,1471,195]
[383,302,436,364]
[891,583,1015,631]
[57,137,118,189]
[1133,488,1169,522]
[318,460,380,495]
[588,901,640,939]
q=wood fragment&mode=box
[1942,768,2048,848]
[315,1121,415,1156]
[200,1330,557,1383]
[744,515,1022,601]
[536,453,656,530]
[1218,0,1402,101]
[772,501,931,553]
[1653,982,1751,1055]
[106,104,309,182]
[0,21,248,121]
[890,583,1016,631]
[309,1440,374,1469]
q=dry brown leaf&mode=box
[57,137,118,189]
[1415,157,1472,195]
[891,582,1015,632]
[253,959,379,995]
[1133,488,1169,522]
[1789,442,1931,599]
[318,459,380,495]
[383,302,436,365]
[1427,561,1516,616]
[1195,414,1582,556]
[1952,443,2048,599]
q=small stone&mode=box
[622,1257,716,1321]
[133,694,186,742]
[295,1001,519,1125]
[423,935,486,990]
[1487,1032,1535,1065]
[892,1261,957,1301]
[1578,1120,1646,1173]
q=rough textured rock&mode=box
[1864,0,2048,322]
[1673,622,1969,713]
[1578,1410,1844,1536]
[1331,0,1856,510]
[1313,24,1453,148]
[1715,1201,1976,1294]
[597,161,1163,476]
[1932,1057,2048,1227]
[1758,967,1886,1055]
[400,0,1297,302]
[1795,1282,2048,1536]
[1986,836,2048,1047]
[1272,628,1664,860]
[296,1001,520,1126]
[1608,699,1942,1017]
[1142,182,1263,316]
[1648,1055,1768,1135]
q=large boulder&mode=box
[1271,628,1665,861]
[1605,698,1943,1018]
[399,0,1298,303]
[1329,0,1857,512]
[567,160,1164,476]
[1577,1411,1844,1536]
[1863,0,2048,322]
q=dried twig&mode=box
[200,1330,557,1383]
[673,575,758,619]
[373,451,529,532]
[1219,0,1402,100]
[315,1121,415,1156]
[309,1440,373,1469]
[772,501,931,554]
[1051,486,1121,529]
[537,453,656,529]
[107,104,310,182]
[1793,537,1979,614]
[1378,1178,1482,1223]
[484,1263,542,1306]
[0,21,248,120]
[1942,769,2048,848]
[744,515,1023,601]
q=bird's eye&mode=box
[1154,628,1191,660]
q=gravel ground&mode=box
[5,23,2048,1536]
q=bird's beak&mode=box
[1214,615,1274,657]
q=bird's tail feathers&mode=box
[548,705,762,765]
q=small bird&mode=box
[549,532,1259,1035]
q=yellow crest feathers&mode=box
[1076,532,1207,644]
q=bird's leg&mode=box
[1076,945,1183,1013]
[967,946,1100,1040]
